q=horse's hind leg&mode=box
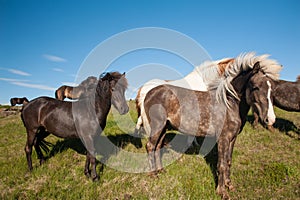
[25,129,37,171]
[155,129,167,173]
[145,116,167,176]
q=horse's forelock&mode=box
[100,72,128,89]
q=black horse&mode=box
[142,53,282,199]
[21,72,128,181]
[250,75,300,130]
[10,97,29,106]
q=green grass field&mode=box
[0,102,299,199]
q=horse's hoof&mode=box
[228,184,235,191]
[39,159,46,165]
[216,186,230,200]
[85,172,91,178]
[148,171,158,178]
[92,175,100,182]
[221,193,230,200]
[157,168,166,173]
[267,125,275,132]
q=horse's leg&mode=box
[24,129,37,171]
[134,116,143,135]
[84,153,91,178]
[225,136,237,191]
[253,110,259,128]
[216,134,231,200]
[82,136,99,181]
[155,128,167,173]
[146,138,158,177]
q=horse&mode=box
[250,75,300,130]
[134,58,235,134]
[55,76,98,100]
[141,53,282,199]
[21,72,128,181]
[10,97,29,106]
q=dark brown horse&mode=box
[55,76,98,100]
[21,72,128,181]
[250,75,300,130]
[10,97,29,106]
[141,53,282,199]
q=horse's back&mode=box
[22,97,64,127]
[274,80,300,111]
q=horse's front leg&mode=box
[89,154,99,181]
[81,134,99,181]
[216,136,230,200]
[252,110,259,129]
[84,153,91,178]
[225,136,237,191]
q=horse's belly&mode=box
[170,100,226,137]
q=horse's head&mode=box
[246,62,276,126]
[101,72,129,115]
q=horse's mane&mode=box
[208,52,282,107]
[100,72,128,89]
[79,76,97,87]
[190,58,233,86]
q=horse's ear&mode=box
[252,62,260,74]
[122,72,126,76]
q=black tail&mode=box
[39,139,53,154]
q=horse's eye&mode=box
[251,87,259,92]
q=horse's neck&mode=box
[231,70,254,99]
[95,82,112,115]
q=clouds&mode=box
[0,67,55,92]
[8,69,31,76]
[43,54,67,62]
[52,68,64,72]
[10,81,55,91]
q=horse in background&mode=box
[142,53,282,199]
[134,58,234,134]
[250,75,300,130]
[10,97,29,106]
[21,72,128,181]
[55,76,98,100]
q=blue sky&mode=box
[0,0,299,104]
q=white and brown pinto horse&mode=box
[141,53,282,199]
[135,58,234,134]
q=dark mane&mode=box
[101,72,128,89]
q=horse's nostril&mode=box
[264,118,269,124]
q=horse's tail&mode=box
[135,88,142,118]
[39,139,53,154]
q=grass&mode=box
[0,103,299,199]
